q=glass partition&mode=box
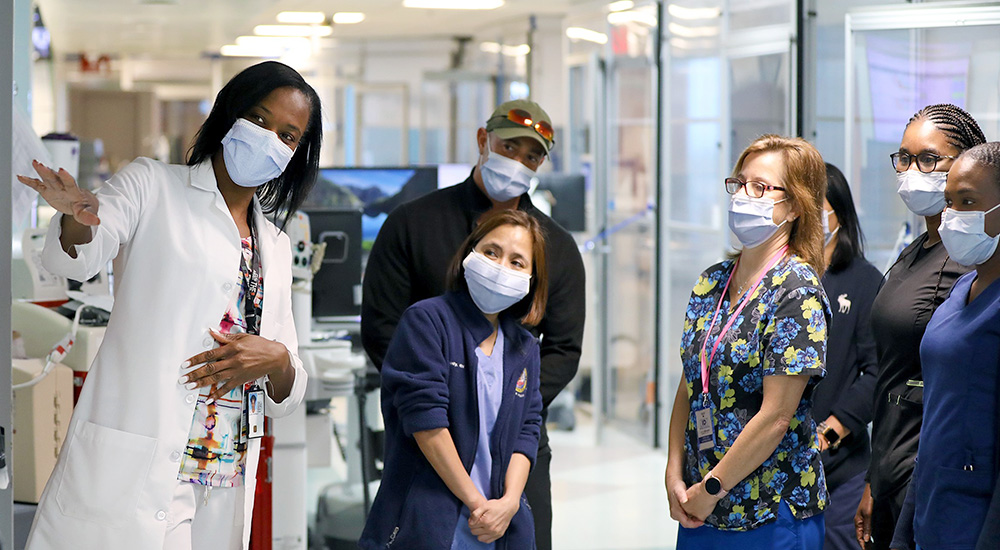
[846,3,1000,269]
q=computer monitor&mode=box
[303,167,439,251]
[533,173,587,232]
[302,208,363,320]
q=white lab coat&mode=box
[25,158,307,550]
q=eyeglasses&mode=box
[890,151,958,173]
[488,109,555,144]
[725,177,786,198]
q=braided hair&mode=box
[907,103,987,152]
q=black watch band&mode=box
[823,426,840,446]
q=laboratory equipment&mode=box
[11,299,108,403]
[274,210,369,550]
[11,358,72,503]
[300,209,363,321]
[12,228,67,305]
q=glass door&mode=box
[845,2,1000,270]
[603,2,660,443]
[656,0,796,445]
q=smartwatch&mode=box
[818,422,841,448]
[704,472,728,498]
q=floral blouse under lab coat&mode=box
[679,255,831,531]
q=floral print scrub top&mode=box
[680,254,830,530]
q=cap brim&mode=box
[490,126,553,154]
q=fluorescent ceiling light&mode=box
[480,42,530,56]
[236,35,311,50]
[333,12,366,24]
[503,44,530,56]
[480,41,502,54]
[220,44,281,57]
[666,4,721,20]
[254,25,332,37]
[669,36,715,50]
[403,0,504,9]
[276,11,326,24]
[667,21,718,37]
[608,9,657,26]
[566,27,608,44]
[608,0,634,12]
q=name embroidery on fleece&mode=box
[515,368,528,397]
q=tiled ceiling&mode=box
[36,0,592,58]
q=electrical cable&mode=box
[12,304,95,390]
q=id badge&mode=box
[246,386,265,440]
[694,400,716,452]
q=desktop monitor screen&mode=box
[534,173,587,232]
[303,167,439,250]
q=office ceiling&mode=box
[35,0,595,59]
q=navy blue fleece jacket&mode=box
[359,291,543,550]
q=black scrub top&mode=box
[868,232,971,500]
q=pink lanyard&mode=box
[698,246,788,397]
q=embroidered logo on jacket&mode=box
[837,293,852,314]
[450,361,465,369]
[515,368,528,397]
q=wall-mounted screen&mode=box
[302,167,439,251]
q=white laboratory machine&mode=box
[274,211,370,550]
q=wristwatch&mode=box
[704,472,729,498]
[818,421,841,449]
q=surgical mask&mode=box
[822,209,840,246]
[896,170,948,216]
[463,251,531,314]
[728,195,788,249]
[480,149,535,202]
[221,118,295,188]
[939,203,1000,266]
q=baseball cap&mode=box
[485,99,555,153]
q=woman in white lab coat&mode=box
[16,61,320,550]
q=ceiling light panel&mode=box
[276,11,326,24]
[402,0,504,9]
[254,25,332,37]
[333,12,366,24]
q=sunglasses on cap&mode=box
[488,109,554,144]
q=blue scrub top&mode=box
[451,327,504,550]
[913,271,1000,549]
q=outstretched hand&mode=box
[17,160,100,226]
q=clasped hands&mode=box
[666,475,722,529]
[466,494,520,544]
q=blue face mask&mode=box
[221,118,295,188]
[480,149,536,202]
[939,203,1000,266]
[462,251,531,314]
[728,195,788,248]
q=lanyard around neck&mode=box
[698,246,788,397]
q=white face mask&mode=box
[822,209,840,246]
[896,170,948,216]
[221,118,295,188]
[463,251,531,314]
[728,195,788,249]
[480,149,536,202]
[939,203,1000,266]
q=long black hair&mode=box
[186,61,322,229]
[825,162,866,273]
